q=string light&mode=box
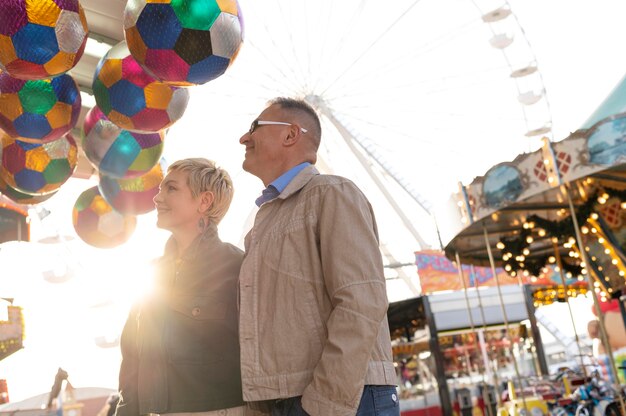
[496,187,626,289]
[532,285,588,306]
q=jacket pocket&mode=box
[166,295,230,364]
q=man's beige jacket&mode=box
[239,165,396,416]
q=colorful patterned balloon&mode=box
[99,158,165,215]
[72,186,137,248]
[0,171,58,205]
[124,0,244,87]
[0,72,81,143]
[92,41,189,133]
[0,0,89,80]
[83,106,165,178]
[1,132,77,195]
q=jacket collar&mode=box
[163,222,219,262]
[276,164,320,201]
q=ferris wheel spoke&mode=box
[310,0,368,93]
[244,39,305,92]
[309,0,338,93]
[271,0,311,90]
[324,66,508,107]
[331,107,465,154]
[321,19,483,100]
[243,4,307,92]
[319,0,425,96]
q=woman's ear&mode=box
[198,191,215,213]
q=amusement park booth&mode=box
[388,281,551,416]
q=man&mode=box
[238,97,399,416]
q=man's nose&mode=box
[239,132,249,144]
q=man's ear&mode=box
[283,125,301,147]
[199,191,215,213]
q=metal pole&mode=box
[456,251,497,414]
[552,241,587,377]
[483,226,528,412]
[459,182,501,401]
[470,264,502,409]
[424,296,453,416]
[620,295,626,344]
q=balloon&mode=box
[99,158,165,215]
[82,106,165,178]
[92,41,189,133]
[124,0,243,86]
[0,0,88,79]
[1,132,77,195]
[72,186,137,249]
[0,72,81,143]
[0,174,58,205]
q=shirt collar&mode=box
[270,162,311,193]
[255,162,311,206]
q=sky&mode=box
[2,0,626,404]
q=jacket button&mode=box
[191,307,201,317]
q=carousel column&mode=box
[521,285,549,376]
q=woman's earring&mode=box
[198,217,206,231]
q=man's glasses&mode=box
[249,120,308,135]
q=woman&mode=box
[115,158,245,416]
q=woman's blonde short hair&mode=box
[167,158,234,225]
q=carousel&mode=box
[444,74,626,415]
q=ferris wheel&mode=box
[164,0,553,295]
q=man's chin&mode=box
[242,160,253,174]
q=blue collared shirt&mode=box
[255,162,311,207]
